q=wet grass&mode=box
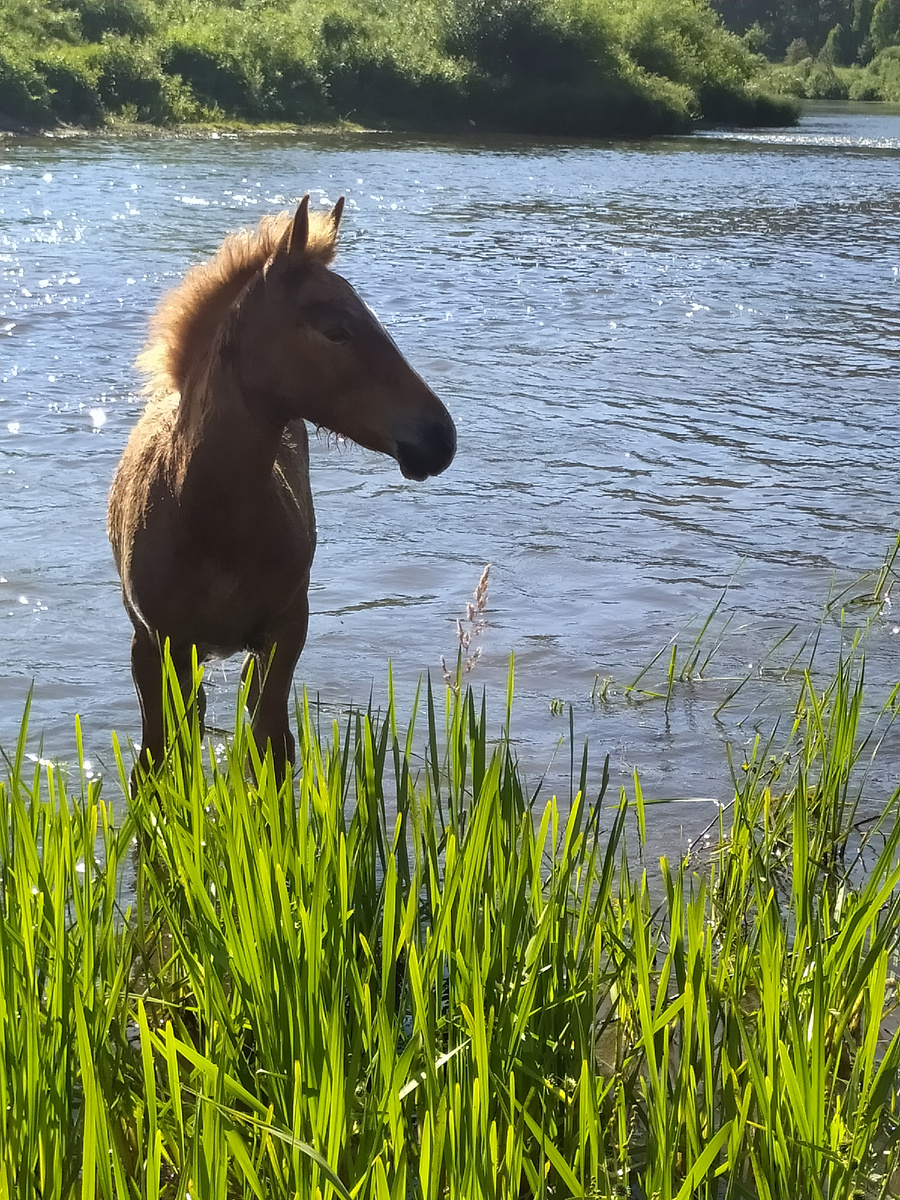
[2,631,900,1197]
[589,534,900,730]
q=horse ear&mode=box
[284,194,310,259]
[330,196,345,236]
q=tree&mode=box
[870,0,900,51]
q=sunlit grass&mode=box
[1,639,899,1197]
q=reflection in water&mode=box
[1,106,898,849]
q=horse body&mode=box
[109,195,455,777]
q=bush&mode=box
[1,0,802,134]
[65,0,156,43]
[245,24,328,121]
[870,0,900,54]
[852,43,900,99]
[784,36,812,64]
[35,46,103,124]
[159,12,328,124]
[325,52,467,126]
[0,0,80,45]
[89,36,196,123]
[498,68,695,136]
[697,80,798,125]
[160,35,258,117]
[0,40,51,125]
[804,59,849,98]
[445,0,616,85]
[761,54,849,100]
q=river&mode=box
[2,103,898,847]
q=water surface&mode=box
[2,104,898,847]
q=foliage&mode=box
[871,0,900,52]
[87,36,198,123]
[711,0,900,63]
[0,0,798,134]
[157,9,328,122]
[34,46,104,124]
[761,39,900,101]
[0,39,52,124]
[0,639,899,1196]
[848,42,900,98]
[69,0,157,42]
[784,35,812,62]
[763,54,850,99]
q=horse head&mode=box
[224,195,456,481]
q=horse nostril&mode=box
[396,416,456,480]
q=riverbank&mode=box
[0,0,798,138]
[760,46,900,103]
[2,643,899,1197]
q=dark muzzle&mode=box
[396,414,457,481]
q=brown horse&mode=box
[108,195,456,778]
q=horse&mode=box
[108,194,456,780]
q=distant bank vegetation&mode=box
[0,0,798,136]
[712,0,900,101]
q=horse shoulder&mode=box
[107,397,179,571]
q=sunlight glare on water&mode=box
[0,104,898,850]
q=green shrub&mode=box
[478,62,697,136]
[784,36,812,64]
[0,0,80,44]
[760,59,810,96]
[244,24,329,120]
[761,54,850,100]
[845,43,900,98]
[870,0,900,53]
[89,35,196,122]
[0,40,52,125]
[159,11,328,124]
[65,0,156,42]
[35,45,103,124]
[445,0,616,85]
[160,34,258,117]
[619,0,757,90]
[697,80,798,124]
[1,0,803,134]
[804,59,849,98]
[326,52,467,125]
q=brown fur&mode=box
[136,209,339,401]
[108,196,456,783]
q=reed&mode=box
[1,639,899,1197]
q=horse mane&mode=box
[136,208,340,398]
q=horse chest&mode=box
[126,481,314,656]
[197,521,310,611]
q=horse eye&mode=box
[321,323,352,345]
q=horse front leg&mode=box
[131,626,165,779]
[131,626,205,784]
[245,598,309,782]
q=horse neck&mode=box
[174,358,287,507]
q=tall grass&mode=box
[1,640,899,1197]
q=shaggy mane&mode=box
[136,208,340,398]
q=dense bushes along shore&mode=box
[0,0,798,136]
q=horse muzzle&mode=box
[395,413,457,481]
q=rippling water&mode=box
[2,104,898,843]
